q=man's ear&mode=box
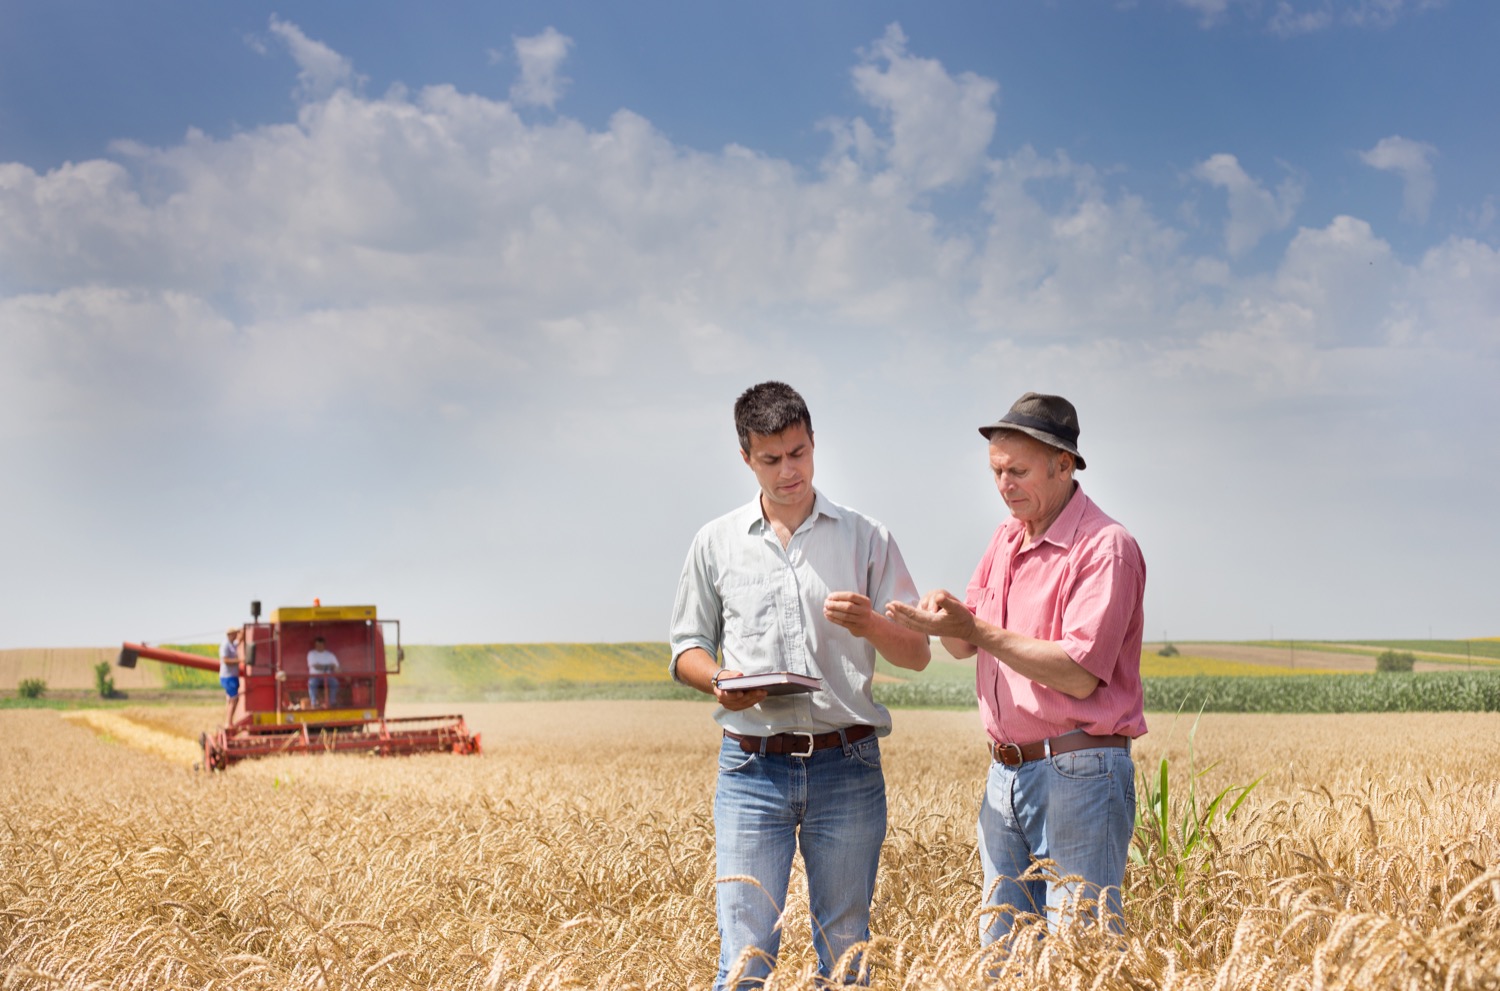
[740,446,752,466]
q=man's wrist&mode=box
[710,669,724,692]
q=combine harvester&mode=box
[119,601,479,771]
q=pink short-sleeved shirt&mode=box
[964,484,1147,746]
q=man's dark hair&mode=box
[734,381,812,453]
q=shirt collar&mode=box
[1034,482,1089,549]
[736,488,838,534]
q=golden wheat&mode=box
[2,702,1498,990]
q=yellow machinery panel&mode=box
[253,709,379,727]
[271,605,377,623]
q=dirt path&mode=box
[1156,642,1476,673]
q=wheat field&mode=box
[3,701,1499,990]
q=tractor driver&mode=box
[307,636,342,708]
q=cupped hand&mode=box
[824,591,876,637]
[885,589,977,641]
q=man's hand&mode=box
[824,591,878,638]
[712,669,769,711]
[886,589,978,642]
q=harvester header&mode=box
[120,600,478,771]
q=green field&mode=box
[393,642,697,700]
[876,650,1336,683]
[9,638,1500,711]
[136,642,1336,695]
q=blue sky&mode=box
[2,1,1496,648]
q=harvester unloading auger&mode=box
[119,601,480,771]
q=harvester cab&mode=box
[120,601,479,771]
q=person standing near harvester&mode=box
[219,625,243,726]
[670,381,931,989]
[887,392,1146,944]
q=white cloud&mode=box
[1268,2,1336,34]
[1192,153,1303,257]
[0,159,159,290]
[510,27,573,109]
[267,16,360,102]
[0,18,1495,647]
[1177,0,1233,27]
[1345,0,1445,29]
[1469,196,1497,234]
[0,287,236,440]
[1270,0,1446,35]
[842,23,999,193]
[1359,135,1437,224]
[1398,237,1500,349]
[970,147,1191,341]
[1175,0,1445,34]
[0,24,1477,409]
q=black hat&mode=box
[978,392,1086,470]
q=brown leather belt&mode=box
[988,733,1130,767]
[726,725,876,756]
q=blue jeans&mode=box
[976,745,1136,943]
[713,732,887,990]
[309,675,336,707]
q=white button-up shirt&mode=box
[307,649,340,675]
[670,489,921,737]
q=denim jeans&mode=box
[308,675,336,707]
[976,745,1136,944]
[712,732,886,990]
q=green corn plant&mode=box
[94,661,117,699]
[1132,711,1262,893]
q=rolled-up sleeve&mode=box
[668,530,722,683]
[865,524,920,613]
[1058,529,1145,685]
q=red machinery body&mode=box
[119,603,479,770]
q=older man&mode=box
[887,392,1145,943]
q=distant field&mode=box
[0,647,164,692]
[879,642,1345,681]
[0,643,686,700]
[7,637,1495,705]
[399,642,678,695]
[1238,638,1500,666]
[1139,653,1342,677]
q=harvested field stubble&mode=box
[2,703,1499,990]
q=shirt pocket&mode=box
[720,576,778,640]
[969,583,1004,625]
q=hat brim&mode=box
[977,423,1086,470]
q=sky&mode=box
[2,0,1496,649]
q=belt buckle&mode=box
[790,732,815,758]
[992,741,1023,766]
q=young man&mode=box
[670,381,930,990]
[887,392,1146,943]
